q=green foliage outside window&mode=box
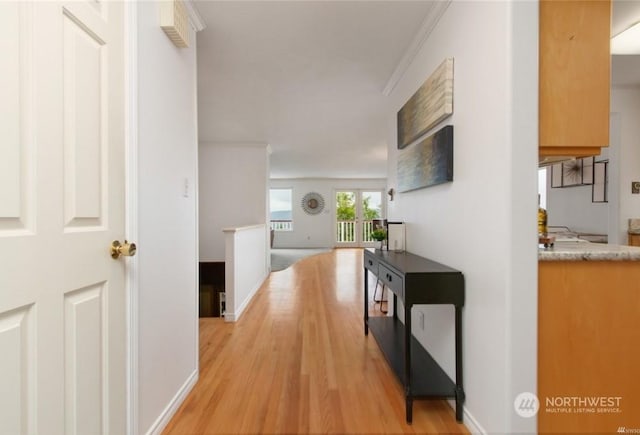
[336,192,380,221]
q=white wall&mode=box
[136,2,199,433]
[269,178,386,248]
[385,2,538,433]
[223,224,269,322]
[612,87,640,244]
[545,153,610,235]
[199,143,270,261]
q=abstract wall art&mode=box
[397,58,454,149]
[397,125,453,193]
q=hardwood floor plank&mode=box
[163,249,468,434]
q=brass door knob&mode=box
[111,240,137,259]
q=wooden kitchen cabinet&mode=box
[539,0,611,158]
[539,261,640,433]
[628,233,640,247]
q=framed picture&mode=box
[592,160,608,203]
[550,157,594,188]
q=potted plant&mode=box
[371,228,387,250]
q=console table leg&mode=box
[393,294,397,319]
[405,304,412,424]
[455,305,464,422]
[455,386,465,422]
[405,396,413,424]
[364,268,369,335]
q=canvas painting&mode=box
[397,125,453,193]
[397,58,454,149]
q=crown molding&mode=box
[382,0,451,97]
[184,0,206,32]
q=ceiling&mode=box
[195,1,434,179]
[195,1,640,179]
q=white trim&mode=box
[608,113,621,245]
[382,0,451,97]
[446,400,487,435]
[223,273,268,322]
[184,0,206,32]
[145,370,199,435]
[223,223,266,233]
[124,2,139,434]
[199,141,271,149]
[270,177,387,183]
[191,15,201,411]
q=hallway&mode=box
[164,249,468,434]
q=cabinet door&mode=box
[539,261,640,433]
[539,0,611,157]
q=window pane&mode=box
[362,191,382,220]
[270,189,292,231]
[362,191,382,242]
[336,191,356,243]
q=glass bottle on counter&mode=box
[538,194,548,236]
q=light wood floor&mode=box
[163,249,469,434]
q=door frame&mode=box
[123,4,203,433]
[124,3,139,433]
[608,113,621,244]
[333,189,386,248]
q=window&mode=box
[270,189,293,231]
[538,167,547,209]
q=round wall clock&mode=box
[301,192,325,215]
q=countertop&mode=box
[539,241,640,261]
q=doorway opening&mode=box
[335,190,385,247]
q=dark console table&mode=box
[363,248,465,423]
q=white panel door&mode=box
[0,1,127,434]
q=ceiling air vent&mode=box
[161,0,190,48]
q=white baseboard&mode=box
[145,369,199,435]
[447,399,487,435]
[224,272,268,322]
